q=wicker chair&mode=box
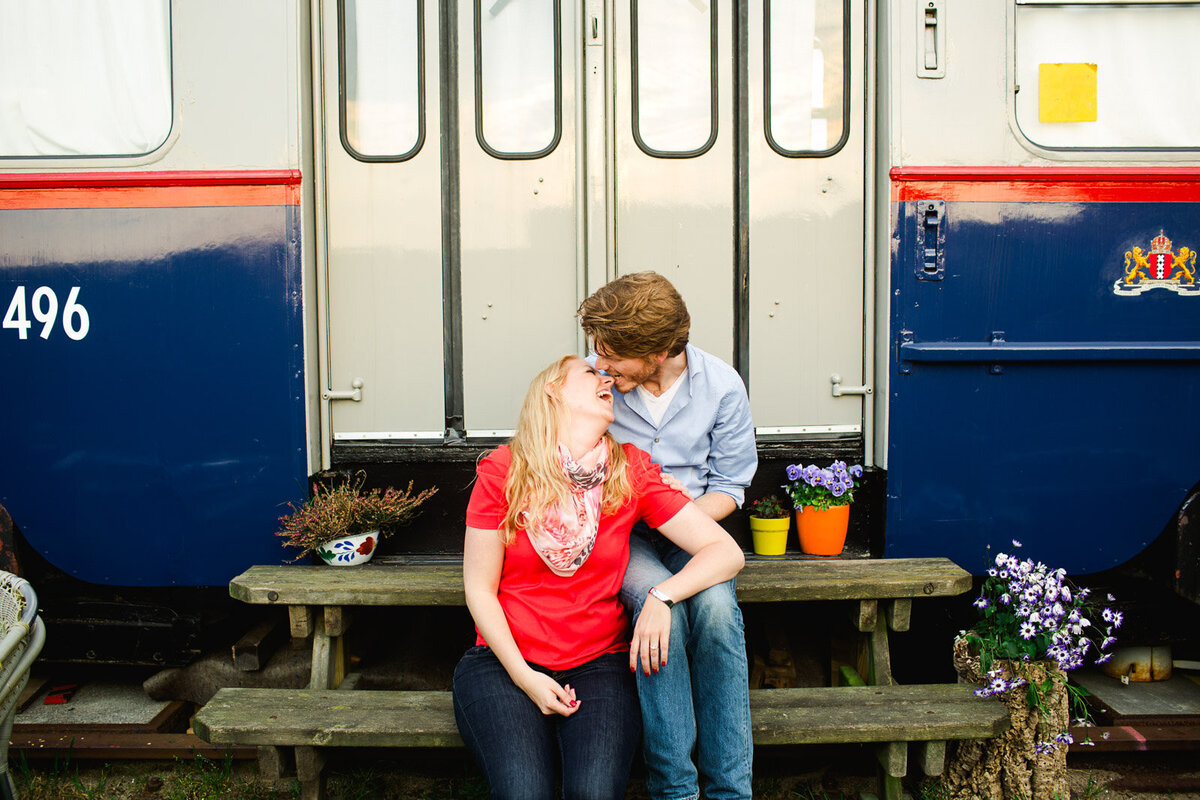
[0,573,44,800]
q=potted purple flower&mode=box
[782,460,862,555]
[945,540,1120,798]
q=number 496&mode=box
[4,286,90,341]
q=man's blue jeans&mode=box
[622,529,753,800]
[452,646,641,800]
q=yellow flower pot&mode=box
[749,515,790,556]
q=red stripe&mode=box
[0,169,301,189]
[0,170,301,209]
[891,166,1200,203]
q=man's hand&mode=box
[660,473,691,499]
[631,595,672,675]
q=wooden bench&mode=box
[194,558,1008,800]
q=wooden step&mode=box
[228,557,972,608]
[194,683,1007,749]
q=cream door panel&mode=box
[748,0,865,431]
[323,0,445,439]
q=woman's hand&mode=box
[631,594,672,675]
[515,668,580,716]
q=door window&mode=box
[631,0,717,157]
[764,0,848,156]
[475,0,561,159]
[340,0,424,161]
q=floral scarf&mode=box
[525,441,609,577]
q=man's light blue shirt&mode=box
[591,344,757,507]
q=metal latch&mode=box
[323,378,363,402]
[918,1,945,79]
[917,200,945,281]
[831,374,873,398]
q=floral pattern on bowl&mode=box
[315,532,377,566]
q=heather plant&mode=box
[782,460,863,511]
[276,472,436,561]
[961,540,1120,753]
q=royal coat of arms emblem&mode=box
[1114,231,1198,295]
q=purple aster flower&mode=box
[1011,539,1023,548]
[973,597,990,610]
[1019,621,1037,639]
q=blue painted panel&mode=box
[0,205,306,586]
[888,199,1200,574]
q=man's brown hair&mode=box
[577,271,690,359]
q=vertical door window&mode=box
[340,0,424,161]
[475,0,561,159]
[0,0,172,158]
[632,0,717,157]
[764,0,848,156]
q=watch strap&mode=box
[648,586,674,608]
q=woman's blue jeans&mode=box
[452,646,641,800]
[622,528,754,800]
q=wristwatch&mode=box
[648,586,674,608]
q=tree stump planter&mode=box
[943,637,1070,800]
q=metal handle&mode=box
[918,1,945,79]
[831,374,872,398]
[323,378,364,402]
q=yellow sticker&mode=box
[1039,63,1097,123]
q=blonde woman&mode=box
[452,356,745,800]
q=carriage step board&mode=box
[228,557,972,608]
[193,683,1008,749]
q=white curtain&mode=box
[0,0,171,157]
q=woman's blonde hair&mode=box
[500,355,631,544]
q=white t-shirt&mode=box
[635,370,689,427]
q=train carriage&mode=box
[1,0,1198,660]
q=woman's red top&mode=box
[465,442,689,670]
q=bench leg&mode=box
[917,740,946,776]
[257,745,293,781]
[295,746,327,800]
[310,620,346,690]
[876,742,906,800]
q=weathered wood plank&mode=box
[194,684,1009,749]
[194,689,463,748]
[233,620,287,672]
[229,558,971,607]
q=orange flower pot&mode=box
[795,505,849,556]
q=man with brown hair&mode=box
[578,271,755,800]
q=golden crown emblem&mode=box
[1150,232,1172,254]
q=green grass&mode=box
[12,752,297,800]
